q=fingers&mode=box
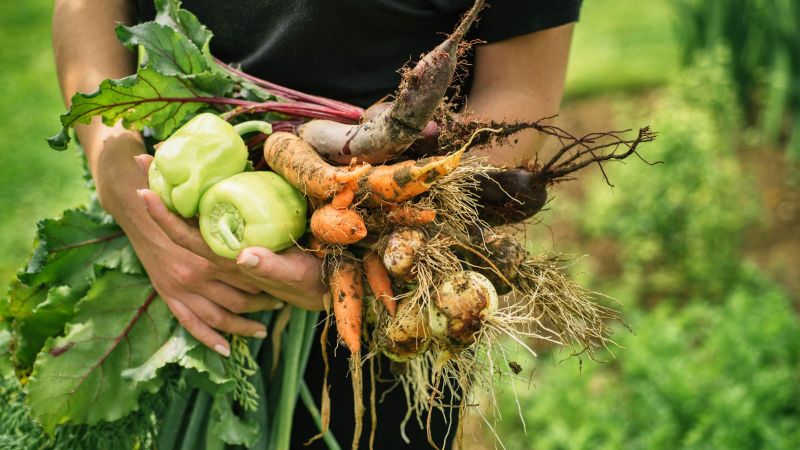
[185,293,269,339]
[137,188,253,276]
[205,281,285,313]
[138,188,214,256]
[236,247,303,284]
[236,246,327,310]
[216,275,263,295]
[164,296,231,357]
[134,153,153,174]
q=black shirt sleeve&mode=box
[472,0,583,43]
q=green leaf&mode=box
[9,283,84,372]
[27,272,172,433]
[154,0,213,53]
[6,206,137,375]
[116,22,231,95]
[123,326,231,392]
[209,394,260,447]
[117,22,209,77]
[48,67,211,150]
[19,209,138,291]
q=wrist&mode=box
[78,122,165,249]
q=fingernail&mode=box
[253,329,268,339]
[275,301,286,309]
[238,252,259,268]
[214,344,231,357]
[134,155,147,171]
[136,189,148,207]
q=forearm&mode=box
[463,89,558,167]
[464,24,574,167]
[53,0,137,109]
[52,0,155,239]
[53,0,140,184]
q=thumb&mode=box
[134,154,154,176]
[236,247,284,280]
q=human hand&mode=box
[129,211,285,357]
[135,155,327,310]
[82,128,285,357]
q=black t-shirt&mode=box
[134,1,581,448]
[136,0,581,107]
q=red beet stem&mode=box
[215,58,364,119]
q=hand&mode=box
[131,213,285,357]
[135,155,328,310]
[82,128,285,357]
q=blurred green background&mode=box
[0,0,798,449]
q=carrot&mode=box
[331,186,356,209]
[331,259,363,354]
[357,150,463,205]
[263,132,370,200]
[298,0,485,165]
[387,204,437,226]
[330,259,364,450]
[308,235,327,259]
[363,251,397,317]
[310,204,367,245]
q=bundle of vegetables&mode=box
[0,0,657,449]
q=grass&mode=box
[0,0,88,283]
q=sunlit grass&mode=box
[0,0,87,283]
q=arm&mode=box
[465,24,574,167]
[52,0,325,356]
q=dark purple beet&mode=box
[477,168,548,225]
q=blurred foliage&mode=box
[493,45,800,450]
[565,0,680,99]
[496,270,800,450]
[0,0,88,284]
[575,49,759,303]
[673,0,800,160]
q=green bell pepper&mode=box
[148,113,272,218]
[198,171,308,259]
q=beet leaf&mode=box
[27,271,172,433]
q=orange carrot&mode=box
[363,251,397,316]
[263,132,370,200]
[308,235,327,259]
[387,204,437,226]
[264,133,462,209]
[331,259,363,354]
[330,259,365,450]
[331,186,356,209]
[310,204,368,245]
[357,150,463,205]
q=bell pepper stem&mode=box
[233,120,273,136]
[217,211,242,252]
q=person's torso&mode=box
[137,0,475,107]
